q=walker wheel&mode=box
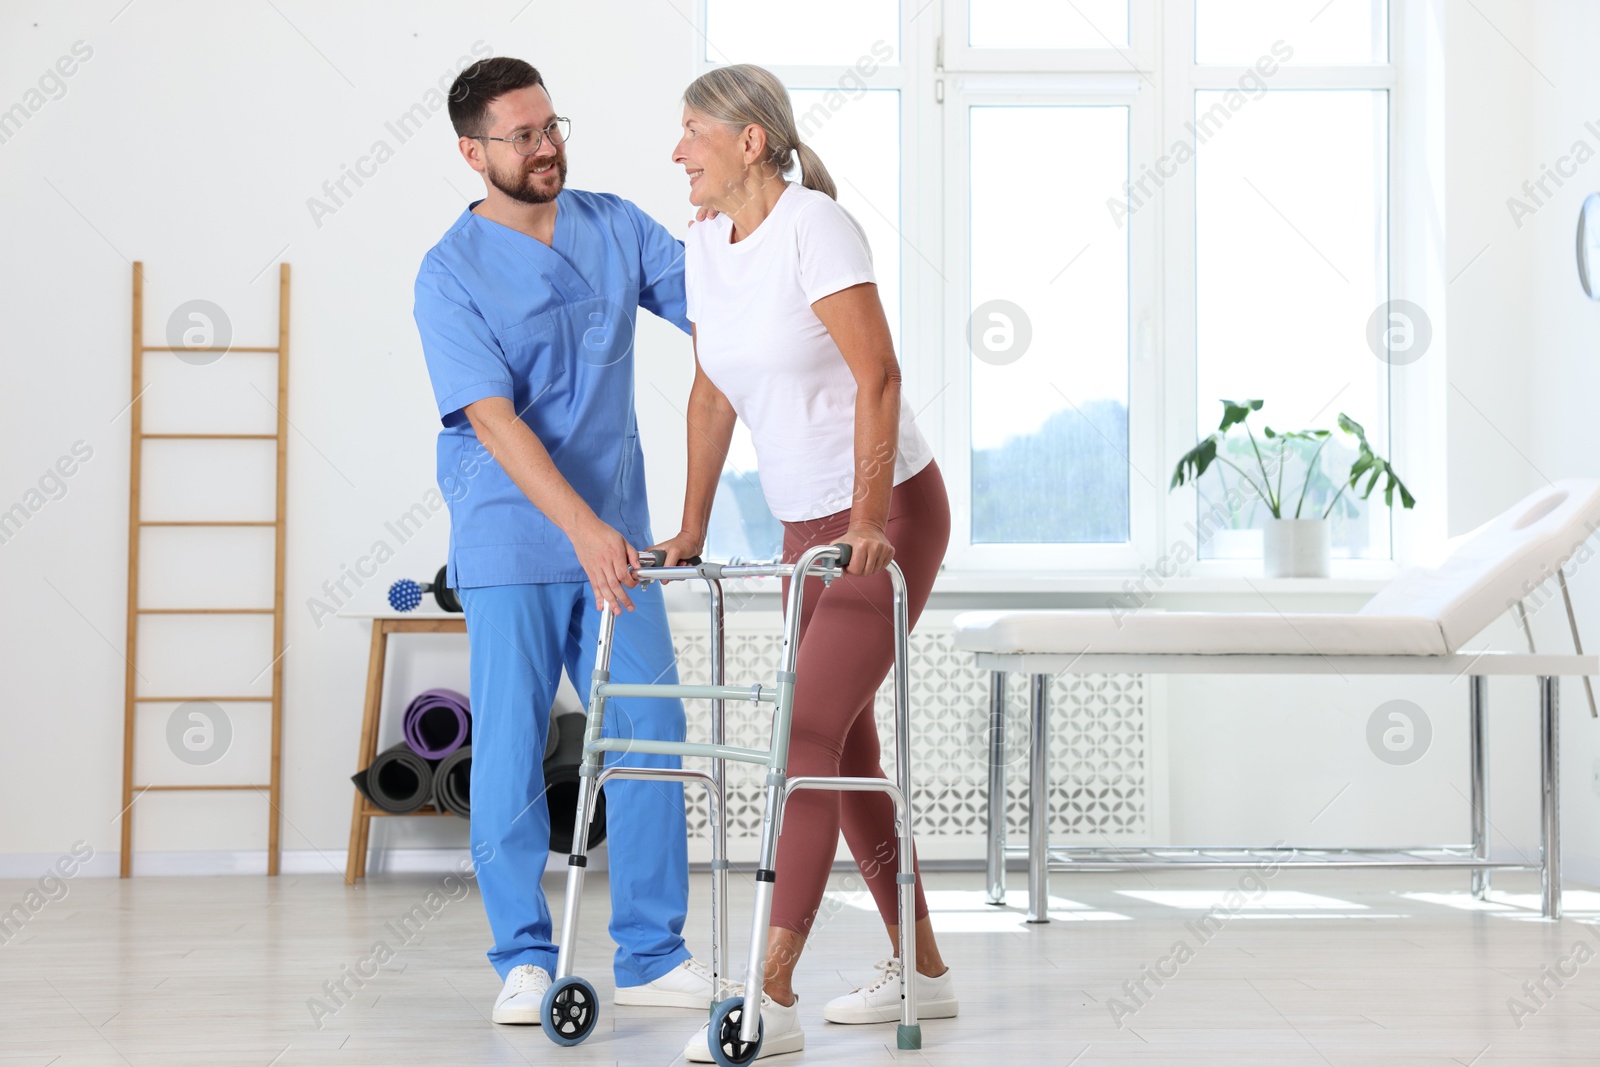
[708,996,764,1067]
[540,976,599,1046]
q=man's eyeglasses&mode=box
[478,117,571,156]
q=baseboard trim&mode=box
[3,845,1590,889]
[0,848,606,878]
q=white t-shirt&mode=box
[685,182,934,522]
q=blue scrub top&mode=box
[414,189,691,587]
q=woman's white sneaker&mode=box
[683,991,804,1062]
[492,963,552,1025]
[822,959,958,1024]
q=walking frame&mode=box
[537,543,924,1063]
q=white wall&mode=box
[0,0,700,867]
[1520,0,1600,879]
[1437,0,1600,880]
[1,0,1595,882]
[1443,0,1539,532]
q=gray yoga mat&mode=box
[433,745,472,819]
[427,713,563,820]
[352,742,434,814]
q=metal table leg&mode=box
[986,671,1007,906]
[1540,675,1562,919]
[1469,674,1489,900]
[1026,673,1051,924]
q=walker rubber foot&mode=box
[897,1023,922,1049]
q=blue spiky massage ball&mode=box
[388,578,423,612]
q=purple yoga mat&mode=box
[402,688,471,759]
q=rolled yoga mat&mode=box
[545,711,607,853]
[428,710,563,820]
[433,745,472,819]
[402,688,471,759]
[352,742,435,814]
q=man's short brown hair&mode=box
[448,57,546,138]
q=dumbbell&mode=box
[387,565,462,613]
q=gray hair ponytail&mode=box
[683,63,837,200]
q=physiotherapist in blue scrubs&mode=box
[412,57,713,1025]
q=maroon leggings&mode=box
[769,460,950,936]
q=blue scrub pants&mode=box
[458,580,691,987]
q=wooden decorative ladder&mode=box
[119,261,291,876]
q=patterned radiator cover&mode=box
[666,609,1149,861]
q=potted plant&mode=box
[1170,400,1415,577]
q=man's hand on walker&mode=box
[572,515,640,614]
[838,523,894,576]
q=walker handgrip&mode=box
[637,550,703,568]
[830,543,852,568]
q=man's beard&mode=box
[487,152,567,204]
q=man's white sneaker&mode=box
[492,963,552,1025]
[683,991,804,1062]
[822,958,958,1024]
[614,956,721,1008]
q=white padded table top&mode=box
[1359,479,1600,649]
[952,610,1448,656]
[954,479,1600,658]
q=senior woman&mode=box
[653,64,958,1060]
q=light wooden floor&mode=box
[5,866,1600,1065]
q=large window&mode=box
[968,104,1130,545]
[1188,0,1393,563]
[696,0,1406,572]
[1193,89,1390,560]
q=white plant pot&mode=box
[1263,519,1331,578]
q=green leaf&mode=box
[1337,412,1368,446]
[1336,412,1417,511]
[1217,399,1264,433]
[1170,435,1219,489]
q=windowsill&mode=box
[660,562,1398,612]
[929,564,1398,596]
